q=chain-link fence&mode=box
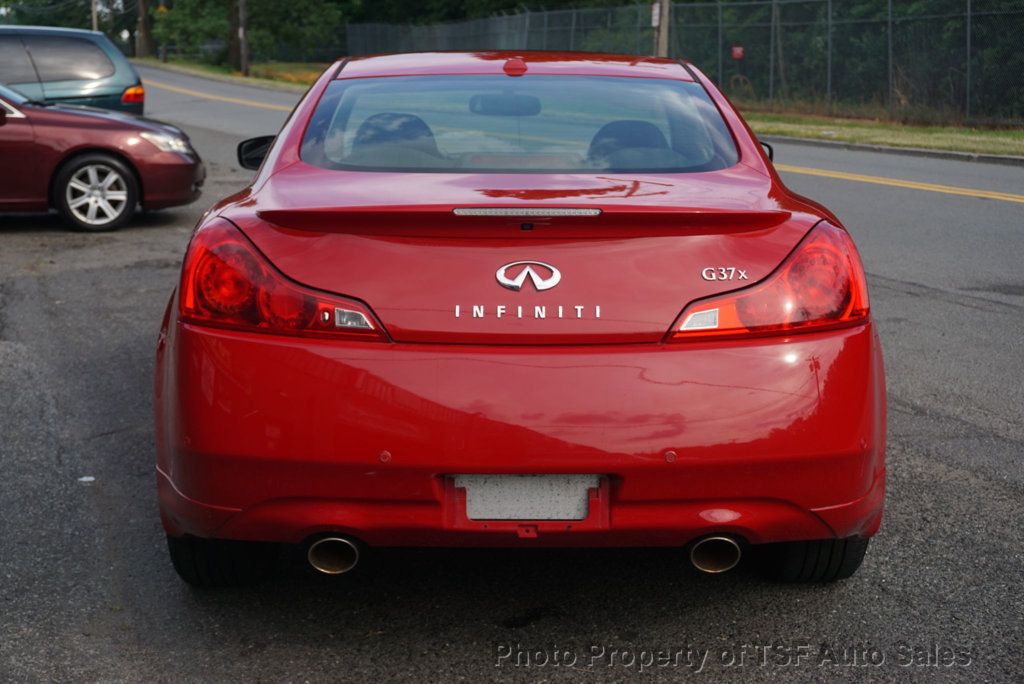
[347,0,1024,124]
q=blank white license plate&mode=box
[453,474,600,521]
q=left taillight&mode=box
[179,220,384,340]
[121,85,145,105]
[671,221,869,341]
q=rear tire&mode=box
[757,537,870,583]
[166,535,277,587]
[54,153,138,231]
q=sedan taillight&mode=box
[672,221,869,340]
[122,85,145,105]
[180,220,384,340]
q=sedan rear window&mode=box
[22,36,115,82]
[301,75,738,173]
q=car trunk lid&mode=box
[226,164,818,344]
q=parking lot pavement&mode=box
[0,67,1022,680]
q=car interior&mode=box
[337,109,723,172]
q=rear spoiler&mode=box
[255,205,792,235]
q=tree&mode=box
[152,0,343,65]
[151,0,232,62]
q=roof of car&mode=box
[0,25,104,37]
[339,51,694,81]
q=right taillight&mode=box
[180,220,385,340]
[672,221,869,340]
[121,85,145,105]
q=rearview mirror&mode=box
[469,93,541,117]
[237,135,275,170]
[760,141,774,161]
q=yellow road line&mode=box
[144,78,293,112]
[776,163,1024,204]
[142,77,1024,204]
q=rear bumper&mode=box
[155,316,886,548]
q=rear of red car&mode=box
[155,53,885,586]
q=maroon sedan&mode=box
[0,83,204,230]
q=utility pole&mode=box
[826,0,832,106]
[773,0,787,99]
[887,0,893,115]
[965,0,972,120]
[238,0,250,76]
[717,1,723,85]
[91,0,98,31]
[768,2,774,101]
[136,0,153,57]
[655,0,670,57]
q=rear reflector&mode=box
[121,85,145,104]
[679,308,719,331]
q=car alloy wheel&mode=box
[65,163,130,227]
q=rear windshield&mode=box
[301,75,738,173]
[22,36,115,82]
[0,36,38,85]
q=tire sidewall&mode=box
[55,154,139,232]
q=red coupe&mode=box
[155,52,886,586]
[0,83,203,230]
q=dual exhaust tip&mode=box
[689,535,742,574]
[307,534,741,575]
[307,536,360,575]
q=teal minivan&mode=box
[0,25,144,114]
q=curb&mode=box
[130,59,309,94]
[757,134,1024,168]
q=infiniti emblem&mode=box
[495,260,561,292]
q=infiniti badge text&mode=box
[455,304,601,319]
[456,260,601,320]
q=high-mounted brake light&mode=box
[179,221,384,340]
[672,221,869,340]
[121,85,145,105]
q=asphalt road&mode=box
[1,64,1022,681]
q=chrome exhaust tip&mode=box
[689,536,742,574]
[307,536,360,575]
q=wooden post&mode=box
[768,1,775,101]
[826,0,832,105]
[965,0,972,120]
[238,0,250,76]
[655,0,670,57]
[887,0,893,115]
[717,1,723,85]
[568,8,576,51]
[136,0,153,57]
[774,0,787,99]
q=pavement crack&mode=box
[867,272,1023,313]
[82,424,144,442]
[889,395,1024,447]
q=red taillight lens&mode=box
[672,221,869,340]
[121,85,145,104]
[180,220,384,340]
